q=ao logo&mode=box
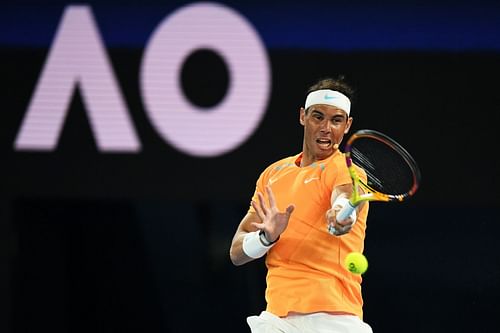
[14,3,271,157]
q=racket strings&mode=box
[350,138,416,196]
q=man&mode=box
[229,77,373,333]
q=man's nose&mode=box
[320,120,331,132]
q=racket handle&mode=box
[336,201,356,222]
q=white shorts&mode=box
[247,311,373,333]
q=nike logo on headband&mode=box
[305,89,351,116]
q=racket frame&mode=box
[334,129,421,225]
[344,129,420,206]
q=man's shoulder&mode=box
[265,154,299,170]
[257,154,299,179]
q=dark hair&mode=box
[306,76,355,103]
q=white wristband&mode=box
[333,196,357,224]
[242,231,274,259]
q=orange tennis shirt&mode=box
[249,150,369,319]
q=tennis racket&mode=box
[329,129,421,234]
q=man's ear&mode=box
[299,107,305,125]
[344,116,353,133]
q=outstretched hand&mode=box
[251,186,295,243]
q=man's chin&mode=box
[316,149,332,160]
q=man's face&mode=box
[300,104,352,161]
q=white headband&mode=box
[304,89,351,116]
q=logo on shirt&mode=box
[304,177,319,184]
[268,177,278,185]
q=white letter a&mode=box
[14,5,141,152]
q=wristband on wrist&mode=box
[242,231,276,259]
[259,230,279,246]
[333,196,357,224]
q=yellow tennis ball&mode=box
[345,252,368,275]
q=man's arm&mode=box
[229,186,295,266]
[229,212,261,266]
[326,183,365,236]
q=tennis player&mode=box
[229,77,373,332]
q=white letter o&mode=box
[140,3,271,157]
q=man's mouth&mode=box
[316,138,331,149]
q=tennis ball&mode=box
[344,252,368,275]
